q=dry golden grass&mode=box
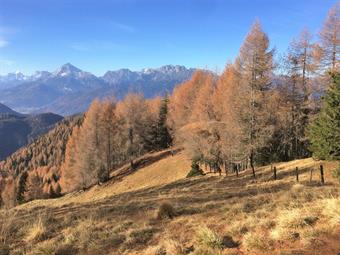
[0,210,16,245]
[24,216,47,243]
[19,150,191,210]
[196,225,223,250]
[322,198,340,226]
[109,151,190,193]
[1,152,339,254]
[243,231,273,251]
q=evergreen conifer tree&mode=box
[156,94,172,150]
[16,171,28,203]
[308,72,340,160]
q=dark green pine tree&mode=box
[54,183,62,197]
[186,159,204,178]
[16,171,28,203]
[49,185,57,198]
[155,94,172,150]
[308,72,340,160]
[49,184,62,198]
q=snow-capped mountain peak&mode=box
[141,68,153,74]
[0,64,197,115]
[53,63,83,77]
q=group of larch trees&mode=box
[169,4,339,177]
[60,94,172,192]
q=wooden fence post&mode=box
[310,168,313,182]
[320,164,325,184]
[295,167,299,182]
[273,166,277,180]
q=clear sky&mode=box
[0,0,337,75]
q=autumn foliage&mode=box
[0,3,339,207]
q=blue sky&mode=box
[0,0,336,75]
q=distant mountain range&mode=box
[0,63,196,116]
[0,103,63,160]
[0,103,22,116]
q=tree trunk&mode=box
[332,43,336,71]
[310,168,313,182]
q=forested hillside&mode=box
[0,115,82,206]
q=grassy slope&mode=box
[1,151,339,255]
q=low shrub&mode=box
[156,202,176,220]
